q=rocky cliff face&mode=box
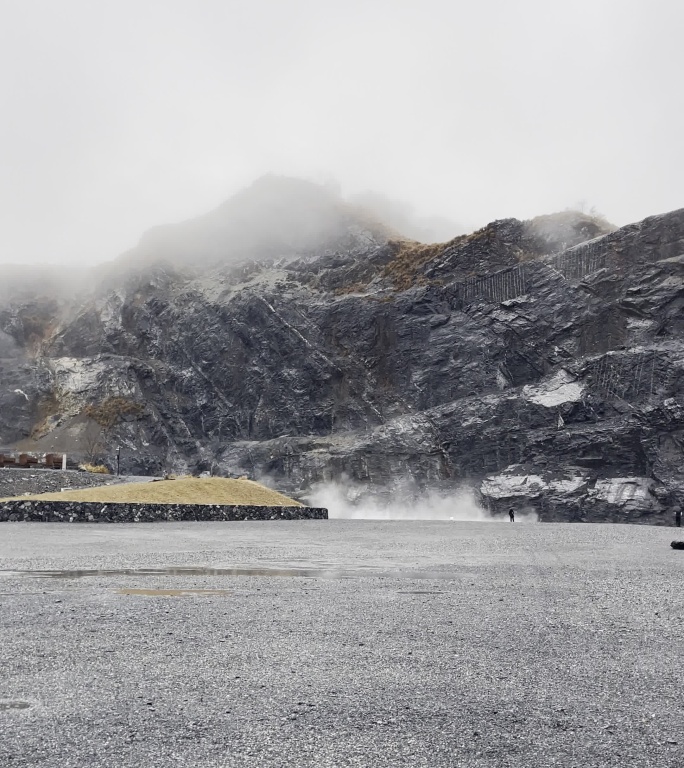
[1,177,682,522]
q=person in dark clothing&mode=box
[509,508,515,523]
[676,508,682,527]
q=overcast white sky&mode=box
[0,0,682,265]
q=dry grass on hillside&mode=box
[1,477,302,507]
[79,464,110,474]
[84,398,145,428]
[383,236,466,290]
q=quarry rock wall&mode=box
[1,191,683,524]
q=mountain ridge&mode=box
[1,177,682,522]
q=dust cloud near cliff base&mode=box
[306,481,539,522]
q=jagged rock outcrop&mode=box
[1,176,682,522]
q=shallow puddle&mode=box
[117,588,231,597]
[0,565,457,581]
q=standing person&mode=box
[676,507,682,528]
[509,508,515,523]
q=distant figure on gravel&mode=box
[676,507,682,528]
[509,508,515,523]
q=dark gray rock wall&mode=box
[0,501,327,523]
[0,192,682,523]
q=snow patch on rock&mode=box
[481,470,586,499]
[523,370,583,407]
[591,477,652,504]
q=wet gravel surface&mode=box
[0,469,128,499]
[0,521,683,767]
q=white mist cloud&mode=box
[0,0,682,265]
[306,479,538,522]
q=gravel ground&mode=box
[0,469,152,499]
[0,521,683,768]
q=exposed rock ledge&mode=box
[0,501,328,523]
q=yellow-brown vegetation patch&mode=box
[382,237,465,291]
[334,281,371,296]
[30,392,61,440]
[84,398,145,429]
[20,309,59,354]
[79,463,110,474]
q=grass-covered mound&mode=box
[0,477,302,507]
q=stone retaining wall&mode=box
[0,501,328,523]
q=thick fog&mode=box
[0,0,682,266]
